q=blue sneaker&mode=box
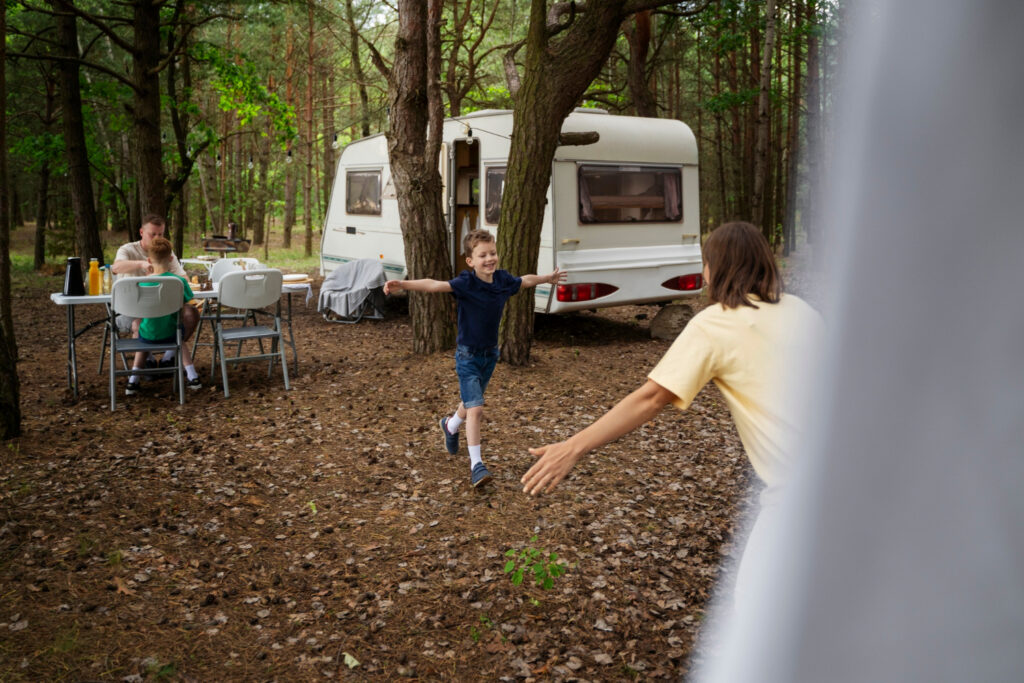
[440,417,459,455]
[471,462,493,488]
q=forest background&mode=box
[0,0,838,431]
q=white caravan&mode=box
[320,108,702,313]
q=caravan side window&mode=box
[346,170,382,215]
[484,166,506,225]
[578,165,682,224]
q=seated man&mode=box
[111,214,199,364]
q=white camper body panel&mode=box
[320,109,701,314]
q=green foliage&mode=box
[503,534,568,591]
[191,43,298,144]
[701,88,759,114]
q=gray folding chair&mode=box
[108,276,186,410]
[213,269,290,398]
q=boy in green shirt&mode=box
[125,237,202,395]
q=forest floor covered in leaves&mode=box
[0,236,820,681]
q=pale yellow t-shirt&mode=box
[648,294,823,488]
[114,241,186,280]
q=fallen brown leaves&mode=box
[0,266,813,681]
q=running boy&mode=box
[384,229,566,487]
[125,237,203,395]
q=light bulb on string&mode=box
[286,150,293,164]
[332,133,341,150]
[216,153,222,168]
[247,155,254,170]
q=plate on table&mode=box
[283,273,309,282]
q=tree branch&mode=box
[502,40,525,98]
[558,131,600,146]
[5,51,137,91]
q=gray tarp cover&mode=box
[317,259,386,319]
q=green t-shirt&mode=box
[138,273,194,341]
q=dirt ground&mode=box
[0,236,820,681]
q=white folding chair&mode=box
[213,269,290,398]
[108,277,186,410]
[193,258,262,359]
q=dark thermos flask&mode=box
[63,257,85,296]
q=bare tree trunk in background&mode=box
[344,0,371,137]
[804,0,821,244]
[53,0,103,262]
[321,68,336,216]
[303,0,315,257]
[377,0,454,353]
[1,0,22,438]
[34,75,58,269]
[751,0,777,236]
[624,11,657,117]
[283,22,296,248]
[131,0,166,218]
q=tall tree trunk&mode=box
[624,11,657,117]
[35,162,50,269]
[321,69,336,215]
[345,0,371,137]
[751,0,777,235]
[132,0,166,217]
[304,0,316,257]
[253,125,270,245]
[498,0,633,365]
[54,0,103,262]
[34,77,56,269]
[0,0,22,438]
[386,0,453,353]
[283,22,296,248]
[804,0,821,244]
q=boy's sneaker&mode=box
[471,462,493,488]
[440,417,459,454]
[185,377,202,391]
[125,380,141,396]
[159,357,176,369]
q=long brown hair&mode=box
[703,221,782,309]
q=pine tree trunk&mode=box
[132,0,166,217]
[497,0,629,365]
[54,0,103,261]
[387,0,454,354]
[0,1,21,438]
[35,164,49,269]
[751,0,777,235]
[345,0,371,137]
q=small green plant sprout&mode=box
[503,535,568,591]
[306,501,317,515]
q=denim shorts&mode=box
[455,345,499,408]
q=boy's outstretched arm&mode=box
[520,267,567,289]
[384,278,452,295]
[521,379,678,496]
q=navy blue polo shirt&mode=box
[448,269,522,349]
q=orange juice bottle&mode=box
[88,258,101,295]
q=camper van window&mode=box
[577,165,682,224]
[346,170,382,215]
[484,166,506,224]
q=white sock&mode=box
[447,412,464,433]
[163,349,176,361]
[468,444,482,469]
[185,364,199,381]
[129,373,140,384]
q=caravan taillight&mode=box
[661,274,703,291]
[556,283,618,302]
